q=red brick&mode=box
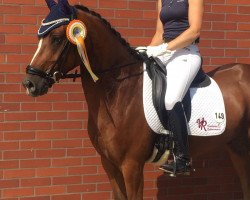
[3,188,34,198]
[52,176,82,185]
[4,169,35,179]
[238,40,250,48]
[67,184,96,193]
[35,93,67,102]
[129,1,156,10]
[0,160,19,169]
[52,121,83,130]
[52,139,82,148]
[238,6,250,14]
[37,112,67,121]
[0,5,21,14]
[52,158,81,167]
[36,149,66,158]
[6,74,23,84]
[0,100,17,114]
[3,150,34,160]
[21,122,52,130]
[211,39,237,48]
[5,15,37,24]
[53,84,83,93]
[21,6,48,15]
[212,5,237,13]
[21,102,52,111]
[130,19,155,28]
[0,64,19,73]
[82,192,112,200]
[35,186,66,196]
[51,194,81,200]
[0,141,19,150]
[20,141,51,150]
[226,0,249,5]
[21,178,51,187]
[225,49,249,57]
[67,130,88,139]
[0,122,20,131]
[4,131,35,140]
[67,147,97,157]
[227,14,250,22]
[5,112,36,121]
[226,32,250,39]
[52,102,84,110]
[109,18,129,28]
[20,196,50,200]
[3,0,35,4]
[99,1,127,9]
[36,130,67,140]
[68,166,97,175]
[238,23,250,31]
[20,159,50,168]
[0,179,19,188]
[4,93,35,102]
[212,22,237,30]
[36,168,67,177]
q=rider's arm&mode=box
[167,0,204,50]
[149,0,164,46]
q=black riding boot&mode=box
[159,102,191,176]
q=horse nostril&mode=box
[23,79,35,92]
[26,81,34,88]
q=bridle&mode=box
[26,39,82,88]
[26,6,144,87]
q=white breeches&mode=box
[158,44,201,110]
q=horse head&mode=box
[23,0,85,97]
[23,0,142,97]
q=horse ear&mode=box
[45,0,57,10]
[58,0,72,15]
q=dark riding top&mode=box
[160,0,189,40]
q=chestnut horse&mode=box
[22,4,250,200]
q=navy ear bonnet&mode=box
[38,0,76,37]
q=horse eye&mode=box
[52,36,63,45]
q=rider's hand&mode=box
[146,43,169,57]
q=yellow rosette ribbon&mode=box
[66,20,98,82]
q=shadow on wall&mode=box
[156,151,243,200]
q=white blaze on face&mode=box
[30,38,43,65]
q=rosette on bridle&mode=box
[66,20,99,82]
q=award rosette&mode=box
[66,20,98,82]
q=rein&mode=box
[26,40,142,86]
[26,40,81,87]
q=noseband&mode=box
[26,40,81,87]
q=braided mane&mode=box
[74,5,142,61]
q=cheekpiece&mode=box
[38,0,76,37]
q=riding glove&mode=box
[147,43,169,57]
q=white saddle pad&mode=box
[143,64,226,136]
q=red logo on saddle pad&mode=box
[196,118,207,131]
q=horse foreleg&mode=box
[101,156,127,200]
[227,137,250,200]
[121,160,144,200]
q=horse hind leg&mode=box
[101,156,127,200]
[227,131,250,200]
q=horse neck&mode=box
[77,8,140,73]
[76,8,144,127]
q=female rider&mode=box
[146,0,204,175]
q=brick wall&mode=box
[0,0,249,200]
